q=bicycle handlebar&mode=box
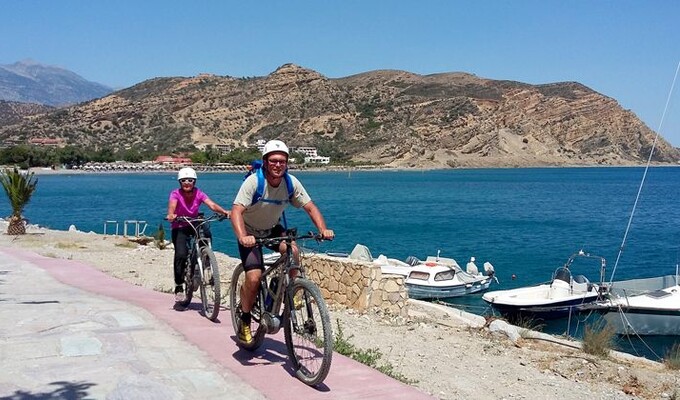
[164,213,228,232]
[254,231,327,247]
[174,213,228,224]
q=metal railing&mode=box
[103,220,148,237]
[103,220,119,235]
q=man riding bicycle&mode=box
[230,139,334,345]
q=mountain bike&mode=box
[229,229,333,386]
[175,213,227,321]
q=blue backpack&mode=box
[245,160,294,206]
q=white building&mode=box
[254,142,331,164]
[214,144,232,154]
[290,146,319,157]
[290,146,330,164]
[304,155,330,164]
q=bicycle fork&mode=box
[287,282,317,337]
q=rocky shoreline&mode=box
[1,222,679,399]
[19,161,680,177]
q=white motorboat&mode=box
[482,250,608,320]
[594,274,680,335]
[341,245,496,300]
[346,244,414,276]
[587,133,680,335]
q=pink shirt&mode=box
[169,188,208,229]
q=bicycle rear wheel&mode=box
[283,278,333,386]
[199,247,220,321]
[229,263,265,351]
[177,258,194,308]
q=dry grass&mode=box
[114,241,138,249]
[128,236,154,245]
[663,342,680,370]
[621,375,643,397]
[582,320,615,358]
[55,241,87,249]
[511,314,546,338]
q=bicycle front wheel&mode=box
[199,247,220,321]
[283,278,333,386]
[229,263,265,351]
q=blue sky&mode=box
[2,1,679,145]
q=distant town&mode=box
[1,138,331,172]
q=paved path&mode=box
[0,247,434,399]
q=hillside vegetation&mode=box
[1,64,678,168]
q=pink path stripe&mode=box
[2,247,434,400]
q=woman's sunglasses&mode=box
[179,178,195,183]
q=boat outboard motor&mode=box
[466,257,479,275]
[405,255,421,266]
[483,262,495,276]
[483,261,499,283]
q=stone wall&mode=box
[303,254,409,317]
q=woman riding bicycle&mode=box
[166,167,230,304]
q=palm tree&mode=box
[0,168,38,235]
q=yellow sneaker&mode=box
[293,294,305,310]
[238,321,253,344]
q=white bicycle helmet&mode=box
[177,167,197,181]
[262,140,289,158]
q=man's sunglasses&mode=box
[179,178,196,183]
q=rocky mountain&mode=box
[1,63,678,168]
[0,100,52,126]
[0,60,113,106]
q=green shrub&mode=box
[154,223,167,250]
[333,319,417,384]
[0,167,38,235]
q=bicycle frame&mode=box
[254,249,293,333]
[173,214,225,319]
[177,215,218,284]
[253,230,317,334]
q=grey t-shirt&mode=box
[233,173,311,236]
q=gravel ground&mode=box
[2,223,679,400]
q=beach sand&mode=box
[1,222,678,399]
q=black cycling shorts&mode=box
[237,224,286,272]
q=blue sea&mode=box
[4,167,680,358]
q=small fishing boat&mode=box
[482,250,608,320]
[402,254,496,300]
[337,244,496,300]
